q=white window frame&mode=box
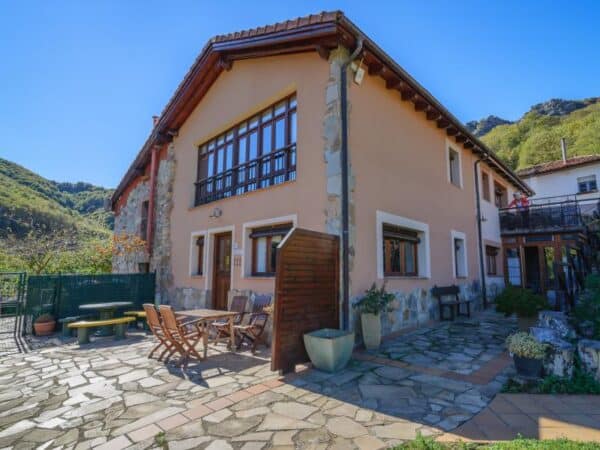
[577,174,597,193]
[376,210,430,279]
[446,142,463,188]
[241,214,297,278]
[188,230,207,277]
[451,230,468,278]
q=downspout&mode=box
[146,145,160,254]
[340,38,364,330]
[474,156,488,308]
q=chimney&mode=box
[152,115,160,127]
[561,137,568,164]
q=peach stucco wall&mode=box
[348,73,482,297]
[169,53,329,296]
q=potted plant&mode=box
[506,332,547,378]
[303,328,355,373]
[353,283,395,350]
[495,286,548,331]
[34,313,56,336]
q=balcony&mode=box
[194,144,296,207]
[499,195,600,235]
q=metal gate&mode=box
[0,272,27,354]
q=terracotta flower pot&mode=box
[34,320,56,336]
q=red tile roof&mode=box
[517,155,600,177]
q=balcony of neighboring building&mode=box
[499,194,600,236]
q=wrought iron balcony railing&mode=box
[194,144,296,207]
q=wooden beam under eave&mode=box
[385,77,401,90]
[455,135,467,144]
[400,88,415,101]
[464,141,474,149]
[414,100,428,112]
[446,127,459,137]
[426,109,441,121]
[316,45,330,60]
[368,62,383,76]
[218,57,233,71]
[437,118,450,129]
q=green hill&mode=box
[0,157,113,240]
[467,97,600,170]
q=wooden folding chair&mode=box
[211,295,248,346]
[159,305,207,367]
[235,294,272,354]
[143,304,176,361]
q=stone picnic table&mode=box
[79,301,133,336]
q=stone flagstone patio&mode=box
[2,310,584,449]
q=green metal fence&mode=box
[23,273,155,334]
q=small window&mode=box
[448,147,461,187]
[578,175,597,193]
[140,201,149,240]
[494,182,507,208]
[486,246,499,276]
[481,171,490,202]
[138,263,150,273]
[195,236,204,275]
[383,225,419,277]
[453,237,466,278]
[251,224,292,276]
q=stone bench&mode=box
[68,317,135,345]
[58,315,91,337]
[123,310,148,330]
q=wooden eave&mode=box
[111,12,530,209]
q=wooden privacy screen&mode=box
[271,228,340,373]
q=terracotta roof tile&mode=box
[517,155,600,177]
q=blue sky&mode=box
[1,0,598,188]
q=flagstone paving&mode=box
[0,311,520,449]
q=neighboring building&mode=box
[517,154,600,201]
[111,11,529,337]
[498,153,600,306]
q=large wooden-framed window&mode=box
[383,225,419,277]
[195,94,297,206]
[481,171,490,202]
[486,245,499,276]
[195,236,205,275]
[250,223,292,276]
[140,200,149,240]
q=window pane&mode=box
[289,95,297,108]
[275,117,285,149]
[249,116,259,129]
[217,135,225,146]
[198,156,209,180]
[217,148,224,173]
[290,111,297,144]
[270,235,283,272]
[262,109,272,121]
[249,131,258,160]
[404,242,415,274]
[207,153,214,177]
[225,143,233,170]
[226,131,234,142]
[262,125,272,154]
[238,137,247,163]
[274,101,286,116]
[256,238,267,273]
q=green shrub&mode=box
[353,283,395,315]
[495,286,548,318]
[390,434,600,449]
[572,274,600,338]
[506,332,547,359]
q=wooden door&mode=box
[212,232,232,310]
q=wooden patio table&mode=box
[175,309,239,351]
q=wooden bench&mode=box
[58,315,91,337]
[431,285,472,321]
[68,317,135,344]
[123,311,148,330]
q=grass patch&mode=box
[391,435,600,449]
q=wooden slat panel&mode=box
[271,228,340,373]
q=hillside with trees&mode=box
[0,157,114,273]
[467,97,600,170]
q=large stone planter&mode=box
[531,326,574,377]
[303,329,354,373]
[361,313,382,350]
[514,355,543,378]
[578,339,600,381]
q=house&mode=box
[111,11,530,337]
[498,148,600,306]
